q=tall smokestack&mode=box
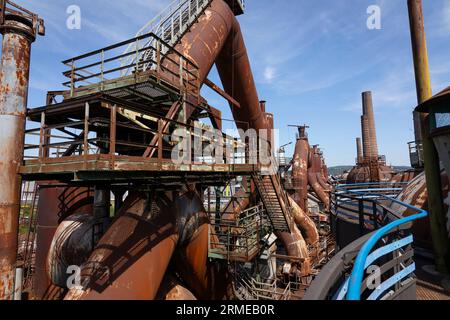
[362,91,379,160]
[356,138,363,165]
[361,115,372,161]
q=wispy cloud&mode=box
[263,67,276,83]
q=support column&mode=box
[408,0,450,273]
[0,8,44,300]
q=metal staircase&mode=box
[253,173,293,233]
[121,0,213,75]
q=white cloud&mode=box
[264,67,276,83]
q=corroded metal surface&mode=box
[0,16,34,300]
[292,129,309,212]
[33,185,93,299]
[289,197,319,246]
[47,214,97,288]
[172,0,265,131]
[308,146,330,210]
[65,189,209,300]
[157,275,197,300]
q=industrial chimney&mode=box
[361,91,379,161]
[356,138,363,165]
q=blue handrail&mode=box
[346,193,428,300]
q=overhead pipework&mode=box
[0,0,334,301]
[0,0,44,300]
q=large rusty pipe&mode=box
[0,16,35,300]
[275,225,311,276]
[362,91,379,159]
[292,136,309,212]
[172,223,211,299]
[174,0,266,131]
[65,192,178,300]
[221,189,250,221]
[308,147,330,210]
[66,189,209,300]
[288,197,319,246]
[157,274,197,300]
[33,184,94,299]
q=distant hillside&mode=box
[328,166,412,177]
[328,166,353,176]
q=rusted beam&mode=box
[204,78,241,109]
[142,100,181,158]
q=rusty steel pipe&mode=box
[66,192,179,300]
[291,135,309,212]
[288,197,319,246]
[65,189,209,300]
[0,16,36,300]
[221,189,250,221]
[157,274,197,300]
[275,225,311,276]
[308,147,330,211]
[173,0,266,131]
[33,184,93,299]
[172,223,211,299]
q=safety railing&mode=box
[305,183,427,301]
[209,204,270,262]
[120,0,212,75]
[23,98,283,178]
[0,0,45,36]
[345,208,427,300]
[24,101,253,166]
[61,32,199,98]
[233,266,292,301]
[332,182,409,235]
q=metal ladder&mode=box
[20,181,40,291]
[121,0,213,75]
[252,173,292,233]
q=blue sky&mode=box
[12,0,450,166]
